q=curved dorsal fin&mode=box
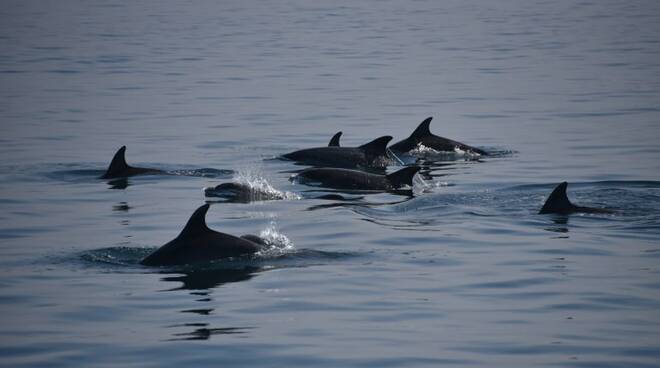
[178,204,212,238]
[358,136,393,156]
[386,166,421,188]
[539,182,574,214]
[102,146,129,178]
[328,131,342,147]
[410,117,433,138]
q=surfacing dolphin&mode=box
[204,182,290,203]
[295,166,421,192]
[389,117,488,156]
[140,204,264,266]
[204,182,362,203]
[282,135,392,169]
[101,146,163,179]
[539,182,613,215]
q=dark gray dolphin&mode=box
[389,117,488,156]
[295,166,421,191]
[101,146,163,179]
[140,204,263,266]
[539,182,612,215]
[204,182,362,203]
[204,182,287,203]
[282,135,393,169]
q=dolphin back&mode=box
[390,117,488,156]
[240,234,268,246]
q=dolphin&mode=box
[140,204,263,266]
[389,117,488,156]
[101,146,163,179]
[204,182,288,203]
[539,182,612,215]
[204,181,363,203]
[295,166,421,191]
[282,135,393,169]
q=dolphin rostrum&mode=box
[295,166,421,191]
[539,182,612,215]
[389,117,488,156]
[282,135,392,169]
[101,146,163,179]
[140,204,263,266]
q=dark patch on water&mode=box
[166,325,255,341]
[160,267,261,291]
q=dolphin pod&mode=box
[93,117,615,266]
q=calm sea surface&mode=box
[1,1,660,367]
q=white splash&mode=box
[410,143,482,160]
[452,146,482,158]
[234,167,301,200]
[410,171,455,195]
[412,173,432,195]
[410,143,440,155]
[255,221,295,258]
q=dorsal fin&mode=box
[539,182,574,214]
[328,131,342,147]
[386,166,421,188]
[102,146,129,178]
[358,135,393,156]
[410,117,433,138]
[178,204,212,238]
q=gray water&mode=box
[2,1,660,367]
